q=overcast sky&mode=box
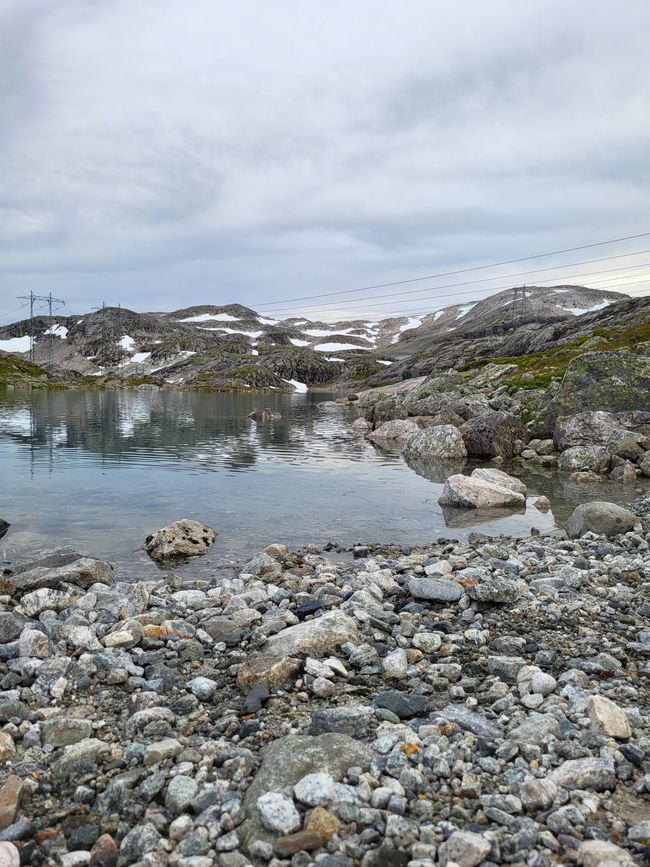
[1,0,649,321]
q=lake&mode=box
[0,387,637,578]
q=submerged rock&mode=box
[249,407,282,421]
[144,518,216,564]
[439,474,526,508]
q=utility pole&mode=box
[17,292,65,364]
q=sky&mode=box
[1,0,649,322]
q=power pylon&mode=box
[17,291,65,364]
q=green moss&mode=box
[0,353,53,385]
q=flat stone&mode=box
[432,706,503,740]
[375,691,429,720]
[579,840,634,866]
[471,467,527,494]
[309,706,373,737]
[264,610,360,657]
[408,576,462,602]
[11,558,113,593]
[550,757,616,792]
[587,695,631,740]
[274,830,324,857]
[439,474,525,509]
[144,737,183,767]
[42,718,93,748]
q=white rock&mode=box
[587,695,631,740]
[0,843,20,867]
[256,792,301,834]
[471,467,527,495]
[438,474,525,509]
[294,772,337,806]
[382,648,408,679]
[439,830,492,867]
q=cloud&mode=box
[1,0,649,319]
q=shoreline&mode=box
[0,497,648,865]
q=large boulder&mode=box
[470,467,527,495]
[366,418,421,449]
[404,424,468,461]
[554,411,622,450]
[439,474,526,509]
[565,501,637,539]
[0,520,9,540]
[558,445,610,473]
[144,519,216,564]
[9,558,114,594]
[460,412,528,459]
[539,352,650,434]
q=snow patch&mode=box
[119,335,135,352]
[45,324,68,339]
[290,338,310,347]
[377,359,394,366]
[178,312,240,323]
[455,303,476,318]
[0,335,31,353]
[204,327,263,338]
[565,301,610,316]
[284,378,308,393]
[257,316,279,325]
[314,342,368,352]
[433,310,444,321]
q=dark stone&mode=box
[241,683,269,715]
[295,600,321,619]
[619,743,646,767]
[460,411,529,459]
[309,707,372,737]
[375,690,429,720]
[66,823,100,850]
[0,520,9,541]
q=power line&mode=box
[16,292,65,364]
[254,230,650,308]
[269,259,650,321]
[261,250,650,318]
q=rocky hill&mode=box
[0,285,633,391]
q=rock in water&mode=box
[460,411,529,459]
[144,519,216,564]
[470,467,527,494]
[0,520,9,540]
[366,419,421,449]
[403,424,468,461]
[558,445,610,473]
[249,407,282,421]
[564,501,636,538]
[439,474,525,509]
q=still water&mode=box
[0,388,633,578]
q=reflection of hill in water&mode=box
[0,389,369,474]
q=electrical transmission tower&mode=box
[17,291,65,364]
[511,286,527,327]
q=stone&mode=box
[89,833,118,867]
[18,588,71,618]
[540,352,650,433]
[375,690,429,720]
[549,757,616,791]
[256,792,301,834]
[565,502,637,538]
[0,778,24,832]
[237,655,302,690]
[460,411,529,459]
[10,558,113,593]
[306,806,340,842]
[382,648,409,679]
[558,446,610,473]
[554,411,622,450]
[488,655,526,682]
[465,577,525,604]
[587,695,631,740]
[412,632,442,653]
[143,737,183,766]
[118,823,162,862]
[294,772,337,806]
[471,467,527,494]
[0,843,19,867]
[309,706,374,737]
[366,419,421,449]
[578,840,634,867]
[438,830,491,867]
[0,734,15,762]
[42,718,93,748]
[52,739,111,782]
[534,496,551,512]
[403,424,468,461]
[274,831,324,857]
[0,614,26,644]
[509,712,560,744]
[408,575,462,602]
[187,676,218,701]
[628,821,650,844]
[165,776,199,813]
[516,778,557,812]
[264,610,360,657]
[144,519,216,564]
[439,474,525,509]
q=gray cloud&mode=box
[1,0,649,320]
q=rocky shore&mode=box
[0,496,649,867]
